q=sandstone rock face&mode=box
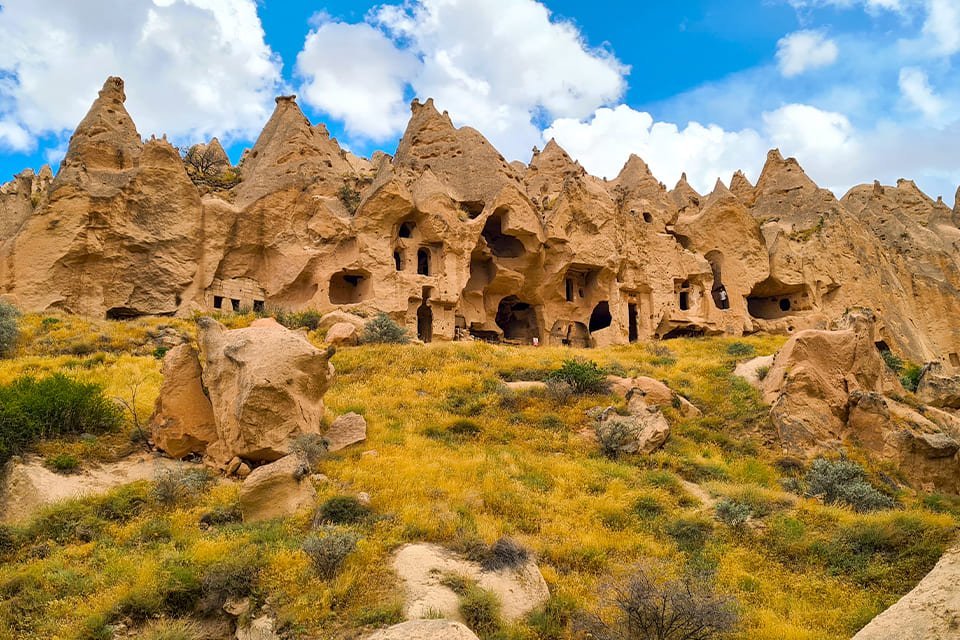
[367,620,479,640]
[852,545,960,640]
[595,399,671,456]
[238,453,316,523]
[325,322,358,347]
[392,543,549,623]
[149,318,335,466]
[763,312,960,492]
[2,77,960,372]
[324,412,367,452]
[917,363,960,409]
[200,318,335,465]
[149,344,218,458]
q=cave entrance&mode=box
[393,250,404,271]
[329,270,371,304]
[589,301,612,333]
[747,278,809,320]
[496,296,540,343]
[550,321,590,348]
[628,303,639,343]
[482,212,525,258]
[417,248,431,276]
[662,326,705,340]
[417,302,433,343]
[706,251,730,310]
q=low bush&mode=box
[595,417,633,460]
[666,516,714,553]
[726,342,755,357]
[303,527,360,579]
[152,467,215,508]
[199,552,261,614]
[274,309,323,331]
[459,585,503,639]
[715,499,751,529]
[199,504,242,527]
[548,358,609,395]
[576,566,738,640]
[139,619,204,640]
[360,313,409,344]
[545,379,574,405]
[314,495,371,526]
[0,300,19,358]
[482,536,531,571]
[527,594,577,640]
[46,452,80,473]
[900,363,924,393]
[0,374,124,464]
[290,433,329,467]
[804,458,895,512]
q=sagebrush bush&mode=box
[666,515,714,552]
[900,363,924,393]
[715,499,751,529]
[576,566,738,640]
[303,527,360,579]
[290,433,329,467]
[314,495,371,526]
[199,504,242,527]
[804,458,895,512]
[548,358,609,395]
[199,552,261,614]
[360,312,410,344]
[152,467,215,507]
[726,342,755,357]
[273,309,323,331]
[545,379,574,405]
[0,300,19,358]
[0,374,123,464]
[595,417,633,460]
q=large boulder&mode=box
[238,453,316,523]
[149,344,218,458]
[608,375,701,417]
[150,318,336,467]
[852,545,960,639]
[917,363,960,409]
[367,620,479,640]
[392,543,549,623]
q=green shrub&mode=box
[314,495,371,526]
[45,452,80,473]
[0,374,123,464]
[199,504,242,527]
[548,358,609,395]
[632,495,664,519]
[303,527,360,579]
[715,499,751,529]
[804,458,895,512]
[274,309,323,331]
[900,363,924,393]
[726,342,755,357]
[482,536,531,571]
[527,594,577,640]
[448,419,482,438]
[459,585,503,638]
[595,417,633,460]
[755,365,770,381]
[666,516,714,552]
[0,300,20,358]
[360,313,410,344]
[338,184,362,214]
[152,467,215,507]
[880,349,904,373]
[199,552,261,614]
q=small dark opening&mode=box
[330,270,371,304]
[950,353,960,368]
[214,295,224,309]
[589,301,612,332]
[482,214,525,258]
[417,302,433,343]
[231,299,240,312]
[417,248,431,276]
[661,326,705,340]
[394,250,403,271]
[679,292,690,311]
[460,201,485,219]
[253,300,265,313]
[628,303,639,343]
[565,278,574,302]
[643,212,653,223]
[106,307,142,320]
[779,298,791,312]
[398,221,415,239]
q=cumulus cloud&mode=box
[923,0,960,55]
[899,67,946,117]
[786,0,904,12]
[295,0,628,159]
[0,0,282,151]
[776,30,839,77]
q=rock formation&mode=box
[1,76,959,370]
[149,317,335,467]
[238,453,317,523]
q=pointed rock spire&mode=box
[60,76,143,174]
[729,170,755,205]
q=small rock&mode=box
[223,596,251,617]
[326,412,368,452]
[357,492,371,505]
[325,322,359,347]
[227,457,242,475]
[367,620,479,640]
[236,463,251,479]
[236,615,280,640]
[239,453,316,523]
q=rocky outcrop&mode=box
[594,396,671,456]
[852,545,960,639]
[238,453,316,523]
[149,318,336,467]
[1,76,960,370]
[367,620,479,640]
[608,375,701,417]
[918,363,960,410]
[763,312,960,492]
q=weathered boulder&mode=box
[325,322,358,347]
[149,344,218,458]
[200,317,335,465]
[367,620,479,640]
[392,543,549,623]
[852,545,960,639]
[596,398,671,456]
[325,412,368,452]
[318,310,366,332]
[733,355,775,390]
[608,375,701,417]
[235,615,281,640]
[238,453,316,523]
[917,363,960,409]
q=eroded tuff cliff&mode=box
[2,76,960,370]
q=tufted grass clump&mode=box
[303,527,360,579]
[314,495,372,526]
[152,467,215,508]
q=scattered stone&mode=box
[595,397,671,456]
[392,543,549,623]
[236,463,252,479]
[239,453,316,523]
[608,375,700,417]
[917,362,960,409]
[226,457,242,476]
[367,620,479,640]
[325,322,359,347]
[325,412,368,452]
[236,616,280,640]
[733,355,775,390]
[503,380,548,392]
[357,492,371,505]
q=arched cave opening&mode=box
[589,301,612,332]
[495,296,540,343]
[482,213,525,258]
[329,270,371,304]
[417,248,431,276]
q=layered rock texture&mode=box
[2,77,960,370]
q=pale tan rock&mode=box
[607,375,700,417]
[852,545,960,639]
[917,363,960,409]
[199,317,335,465]
[325,412,367,452]
[367,620,479,640]
[318,310,366,331]
[392,543,549,623]
[503,380,548,392]
[235,615,280,640]
[596,401,671,456]
[733,355,775,390]
[325,322,358,346]
[238,453,316,523]
[149,344,217,459]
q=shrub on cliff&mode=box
[0,300,20,358]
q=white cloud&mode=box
[0,120,32,152]
[787,0,904,12]
[776,30,840,77]
[923,0,960,55]
[762,104,855,158]
[295,0,628,160]
[899,67,945,117]
[0,0,282,150]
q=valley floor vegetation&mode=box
[0,311,957,640]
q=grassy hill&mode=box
[0,312,957,640]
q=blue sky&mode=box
[0,0,957,199]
